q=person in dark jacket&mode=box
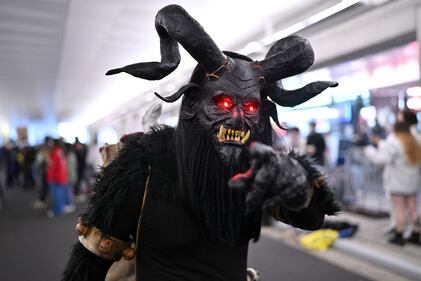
[306,121,327,166]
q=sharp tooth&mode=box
[218,125,223,140]
[241,130,250,144]
[241,131,245,138]
[222,126,227,141]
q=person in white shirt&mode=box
[365,121,421,245]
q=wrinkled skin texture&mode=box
[187,58,265,164]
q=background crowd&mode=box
[282,109,421,246]
[0,109,420,247]
[0,136,101,217]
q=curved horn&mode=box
[154,83,198,103]
[259,35,314,83]
[106,5,226,80]
[266,81,338,107]
[261,35,338,107]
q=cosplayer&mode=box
[63,5,340,281]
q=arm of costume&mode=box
[229,143,340,231]
[272,152,341,230]
[62,135,148,281]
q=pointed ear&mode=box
[180,84,200,120]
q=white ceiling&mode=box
[1,0,353,128]
[0,0,68,123]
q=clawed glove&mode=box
[229,142,311,214]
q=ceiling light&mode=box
[407,86,421,97]
[262,0,362,45]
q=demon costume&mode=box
[62,5,340,281]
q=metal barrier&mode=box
[328,147,389,215]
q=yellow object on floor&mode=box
[299,229,339,251]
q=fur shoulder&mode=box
[83,131,150,233]
[141,126,178,201]
[83,126,177,235]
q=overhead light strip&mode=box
[240,0,362,54]
[264,0,362,45]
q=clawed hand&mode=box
[229,142,309,214]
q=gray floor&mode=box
[0,187,371,281]
[0,188,80,281]
[248,236,372,281]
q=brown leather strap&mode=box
[135,175,150,281]
[136,176,150,240]
[77,175,150,264]
[78,226,131,261]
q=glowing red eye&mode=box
[213,95,233,109]
[244,101,259,113]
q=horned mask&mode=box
[106,4,337,164]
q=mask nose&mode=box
[231,106,245,127]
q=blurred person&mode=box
[63,142,77,214]
[3,141,17,187]
[46,139,69,217]
[285,127,305,153]
[86,135,102,177]
[371,119,387,140]
[383,110,420,233]
[15,146,24,187]
[397,109,421,142]
[306,121,326,166]
[22,145,36,189]
[32,137,53,209]
[353,125,370,147]
[74,137,88,203]
[365,122,421,245]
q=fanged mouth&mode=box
[216,125,250,144]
